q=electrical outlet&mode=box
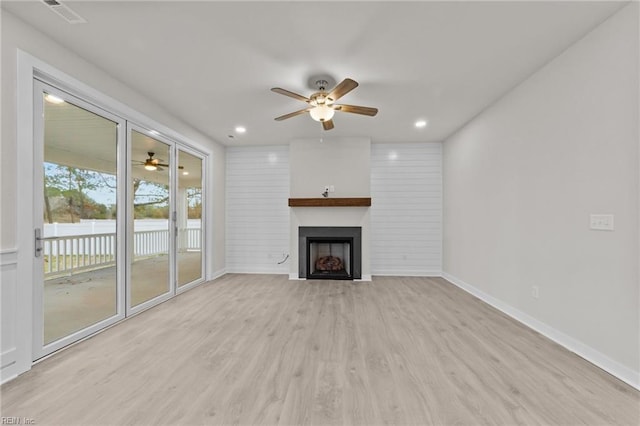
[324,186,330,193]
[531,286,539,299]
[590,214,614,231]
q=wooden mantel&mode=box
[288,197,371,207]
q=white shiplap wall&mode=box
[371,143,442,276]
[226,146,290,273]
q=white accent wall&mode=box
[371,143,442,276]
[443,4,639,388]
[288,138,372,279]
[227,139,445,280]
[226,146,290,273]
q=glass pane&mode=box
[177,150,203,287]
[42,92,118,345]
[130,130,171,306]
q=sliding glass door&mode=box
[33,80,207,360]
[33,81,126,358]
[128,126,174,313]
[176,148,204,289]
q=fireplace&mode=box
[308,238,352,279]
[299,227,362,280]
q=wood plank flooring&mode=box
[2,274,638,425]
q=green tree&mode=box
[44,163,112,222]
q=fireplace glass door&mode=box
[307,237,353,280]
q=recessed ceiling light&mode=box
[235,126,246,134]
[415,119,428,128]
[45,94,65,104]
[182,171,189,176]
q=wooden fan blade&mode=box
[334,104,378,116]
[275,108,312,121]
[271,87,310,103]
[322,119,335,131]
[327,78,358,102]
[157,163,170,167]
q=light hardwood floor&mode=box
[2,275,638,425]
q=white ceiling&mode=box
[2,0,627,146]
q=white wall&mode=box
[289,138,371,197]
[1,11,226,383]
[371,143,442,276]
[225,146,290,273]
[289,138,372,279]
[443,3,639,387]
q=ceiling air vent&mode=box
[41,0,87,24]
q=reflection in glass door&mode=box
[177,149,204,288]
[129,128,173,310]
[34,81,125,358]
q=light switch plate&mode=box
[590,214,614,231]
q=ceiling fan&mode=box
[133,152,183,172]
[271,77,378,130]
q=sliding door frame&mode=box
[126,122,177,316]
[31,79,128,360]
[176,144,207,294]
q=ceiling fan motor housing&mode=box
[307,74,336,92]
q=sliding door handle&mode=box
[35,228,43,257]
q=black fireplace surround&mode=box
[299,226,362,280]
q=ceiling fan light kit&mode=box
[271,77,378,131]
[136,151,178,172]
[309,104,334,122]
[143,152,160,171]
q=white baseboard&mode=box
[209,268,226,281]
[372,270,441,277]
[0,372,18,386]
[357,274,372,282]
[1,348,18,385]
[442,272,640,391]
[224,269,288,275]
[1,348,17,370]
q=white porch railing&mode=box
[133,229,169,257]
[43,228,201,278]
[179,227,201,251]
[43,233,116,277]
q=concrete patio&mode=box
[44,252,202,344]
